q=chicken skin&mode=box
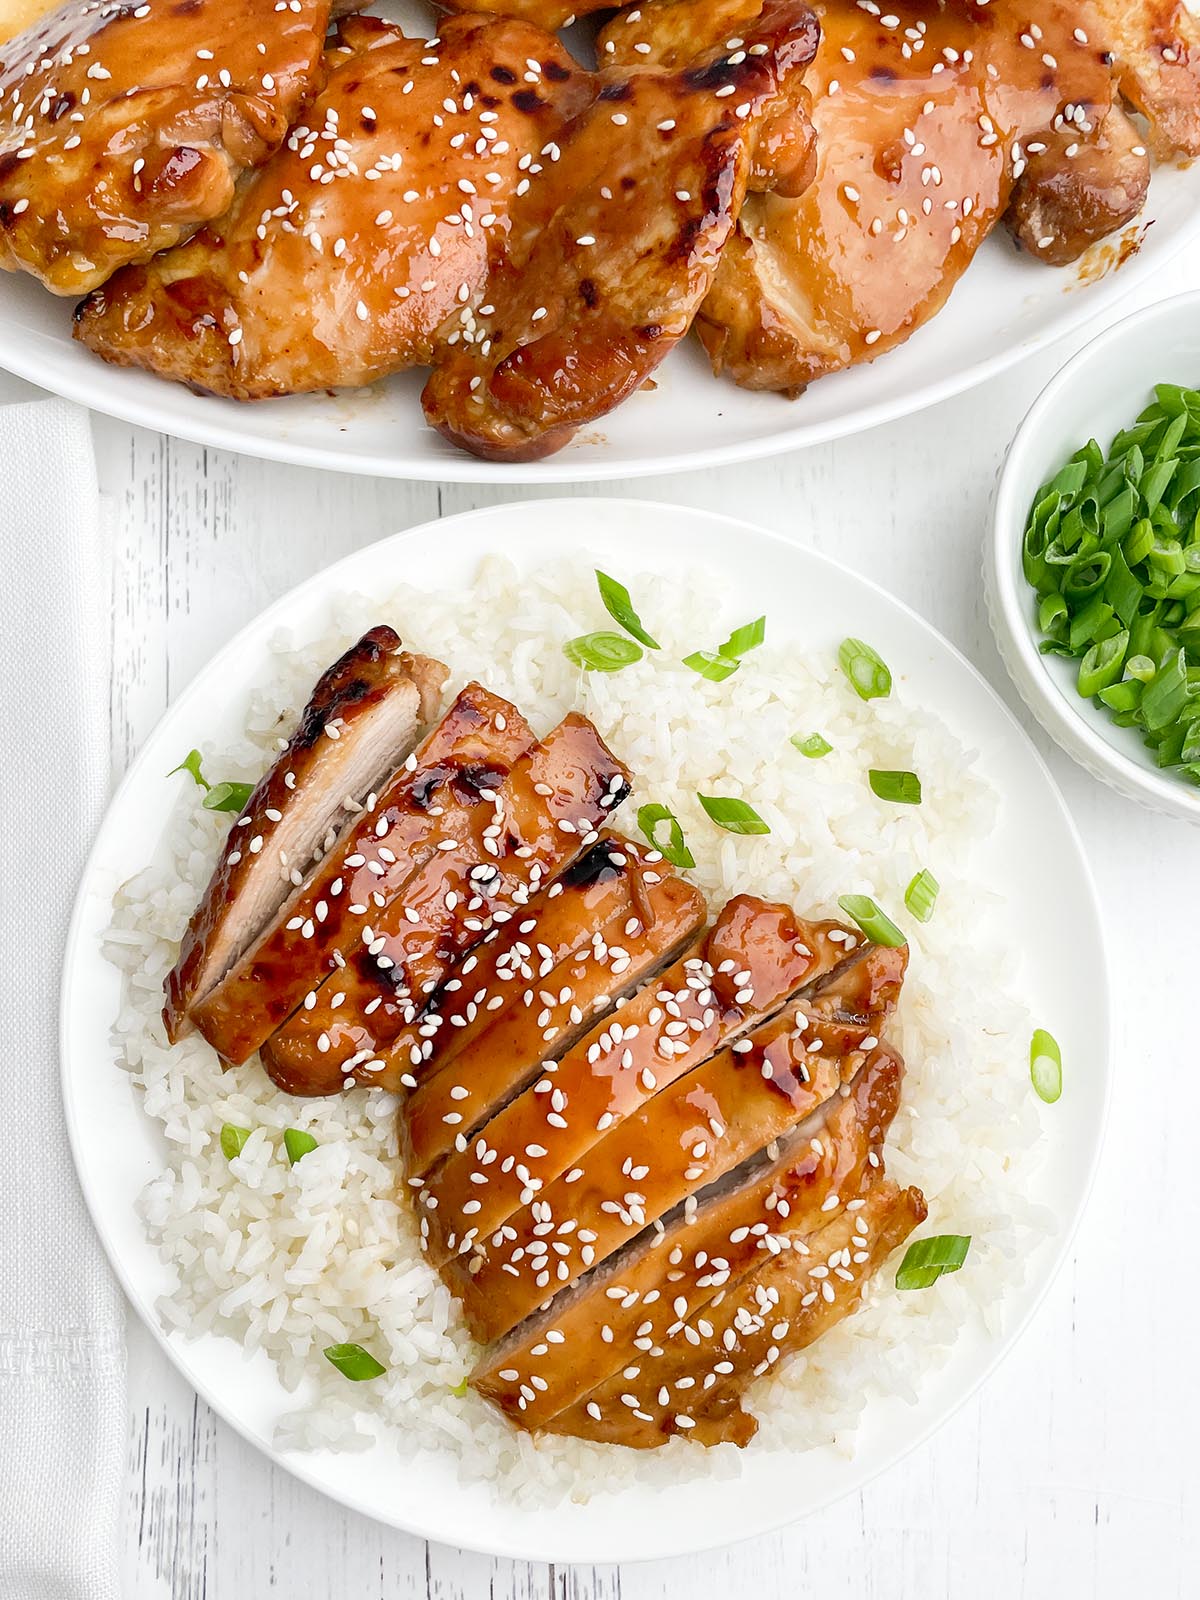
[421,0,820,460]
[0,0,331,295]
[74,13,591,396]
[617,0,1131,393]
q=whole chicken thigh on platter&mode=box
[0,0,333,294]
[73,12,591,395]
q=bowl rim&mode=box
[991,288,1200,824]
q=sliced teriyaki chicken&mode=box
[445,942,907,1344]
[185,683,533,1066]
[473,1038,905,1428]
[164,627,445,1043]
[73,13,591,394]
[599,0,1168,395]
[420,0,821,460]
[0,0,332,294]
[543,1176,926,1447]
[259,719,633,1094]
[398,838,709,1178]
[418,896,864,1270]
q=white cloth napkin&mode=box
[0,397,125,1600]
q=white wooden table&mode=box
[32,252,1200,1597]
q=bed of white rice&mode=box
[103,554,1052,1500]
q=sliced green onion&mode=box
[450,1376,470,1398]
[219,1123,250,1161]
[791,732,832,759]
[1023,382,1200,791]
[868,769,922,805]
[1142,647,1191,730]
[838,638,892,701]
[683,649,740,682]
[636,802,696,868]
[903,869,939,922]
[595,569,660,649]
[895,1234,971,1291]
[837,894,906,949]
[203,780,255,814]
[284,1128,318,1166]
[1038,592,1068,633]
[718,615,766,659]
[170,750,253,813]
[168,750,209,789]
[563,631,643,673]
[1030,1028,1062,1104]
[323,1343,386,1382]
[1077,630,1128,699]
[697,794,770,835]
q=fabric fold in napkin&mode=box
[0,397,125,1600]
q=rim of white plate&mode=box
[59,499,1113,1559]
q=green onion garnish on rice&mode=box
[869,769,922,805]
[203,781,254,814]
[595,569,660,650]
[168,750,207,787]
[284,1128,319,1165]
[837,894,906,948]
[895,1234,971,1291]
[636,802,696,868]
[684,616,765,682]
[323,1344,387,1382]
[683,649,740,682]
[219,1123,250,1161]
[717,615,766,659]
[450,1376,470,1398]
[697,794,771,835]
[169,751,254,813]
[903,869,939,923]
[838,638,892,701]
[791,732,832,758]
[1022,382,1200,788]
[563,631,643,672]
[1030,1029,1063,1103]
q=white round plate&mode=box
[4,31,1199,484]
[62,499,1109,1561]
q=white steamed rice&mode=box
[103,553,1052,1500]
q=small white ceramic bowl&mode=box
[987,291,1200,824]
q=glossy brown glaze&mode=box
[0,0,330,294]
[399,841,708,1178]
[595,0,818,197]
[420,0,820,460]
[164,627,444,1044]
[419,897,861,1271]
[543,1176,926,1447]
[74,13,591,392]
[446,941,906,1345]
[1007,105,1149,265]
[473,1040,904,1429]
[187,682,529,1067]
[259,715,634,1095]
[688,0,1172,393]
[1084,0,1200,157]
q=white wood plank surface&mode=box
[49,253,1200,1596]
